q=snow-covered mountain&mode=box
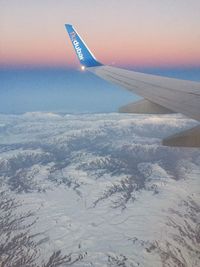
[0,112,199,266]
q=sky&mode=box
[1,0,200,69]
[0,0,200,114]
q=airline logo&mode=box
[70,31,84,61]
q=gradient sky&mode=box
[1,0,200,69]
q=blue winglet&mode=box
[65,24,102,68]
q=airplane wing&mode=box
[65,24,200,147]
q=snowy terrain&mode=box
[0,112,199,266]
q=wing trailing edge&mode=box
[88,65,200,122]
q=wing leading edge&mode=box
[65,24,200,147]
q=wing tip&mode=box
[65,24,103,68]
[65,24,73,30]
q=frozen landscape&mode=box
[0,112,200,266]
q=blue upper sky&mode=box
[0,68,199,114]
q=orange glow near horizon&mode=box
[1,40,199,69]
[1,0,200,69]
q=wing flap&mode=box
[163,125,200,147]
[119,99,175,114]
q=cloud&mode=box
[0,112,199,266]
